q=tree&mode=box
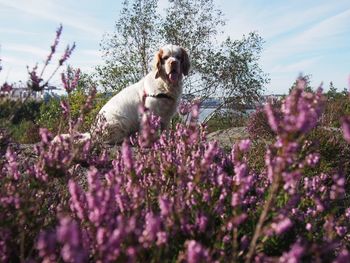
[97,0,269,113]
[289,74,313,94]
[97,0,160,91]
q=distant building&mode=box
[0,85,59,101]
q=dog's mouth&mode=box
[167,70,179,83]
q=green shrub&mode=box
[37,97,62,132]
[37,90,110,134]
[9,120,40,144]
[0,99,42,124]
[0,99,42,143]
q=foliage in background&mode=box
[0,99,42,143]
[321,85,350,128]
[38,85,109,134]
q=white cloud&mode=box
[4,44,48,58]
[269,56,322,74]
[289,8,350,46]
[0,0,104,37]
[0,28,39,36]
[78,49,102,58]
[262,7,350,66]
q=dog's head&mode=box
[153,45,190,84]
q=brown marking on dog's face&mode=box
[153,48,163,79]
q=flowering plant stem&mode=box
[245,174,281,263]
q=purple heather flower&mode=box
[333,249,350,263]
[0,82,13,93]
[61,67,80,93]
[345,208,350,219]
[57,217,86,263]
[305,223,312,231]
[68,180,87,221]
[264,102,279,133]
[60,100,70,116]
[305,153,320,167]
[335,226,347,237]
[201,141,218,168]
[271,217,293,235]
[59,43,76,66]
[240,235,249,251]
[37,231,57,261]
[186,240,210,263]
[222,235,230,244]
[39,128,51,144]
[27,65,45,91]
[57,218,80,247]
[96,227,107,246]
[234,163,248,184]
[140,212,161,247]
[178,100,191,115]
[278,241,304,263]
[231,193,240,207]
[5,148,20,180]
[121,140,134,171]
[156,231,167,246]
[341,117,350,143]
[238,139,251,153]
[44,24,63,68]
[232,213,248,227]
[159,195,171,217]
[196,214,208,232]
[0,230,11,263]
[264,79,325,137]
[190,103,200,119]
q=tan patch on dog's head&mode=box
[153,48,163,79]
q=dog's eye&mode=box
[175,55,182,61]
[161,56,169,64]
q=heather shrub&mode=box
[320,94,350,128]
[1,77,350,262]
[246,98,282,140]
[306,127,350,176]
[248,120,350,179]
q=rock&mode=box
[207,127,249,149]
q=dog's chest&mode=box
[144,97,177,119]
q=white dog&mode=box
[92,44,190,144]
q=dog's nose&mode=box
[170,60,177,66]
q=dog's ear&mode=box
[153,48,163,79]
[181,48,190,76]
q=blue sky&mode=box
[0,0,349,94]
